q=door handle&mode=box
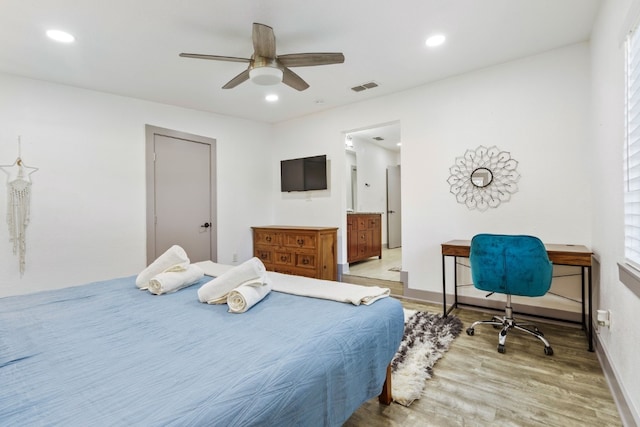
[200,222,211,228]
[388,210,396,214]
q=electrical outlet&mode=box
[597,309,611,327]
[232,253,238,263]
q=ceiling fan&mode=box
[179,23,345,91]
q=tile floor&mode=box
[344,247,402,282]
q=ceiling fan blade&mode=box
[282,67,310,91]
[179,53,251,63]
[222,69,251,89]
[278,53,345,67]
[252,23,276,58]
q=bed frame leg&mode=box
[378,364,392,405]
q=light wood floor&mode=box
[341,274,622,426]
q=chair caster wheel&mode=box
[544,346,553,356]
[497,344,505,353]
[466,327,474,336]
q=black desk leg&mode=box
[443,254,459,317]
[453,256,458,309]
[443,255,459,317]
[588,266,593,352]
[442,254,447,316]
[581,267,586,332]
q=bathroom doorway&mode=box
[343,122,402,284]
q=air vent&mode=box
[373,136,384,141]
[351,81,379,92]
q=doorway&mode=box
[145,125,217,264]
[343,122,402,283]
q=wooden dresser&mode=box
[347,213,382,263]
[252,226,338,280]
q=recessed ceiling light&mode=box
[425,34,445,47]
[265,94,279,102]
[46,29,75,43]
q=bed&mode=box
[0,272,404,426]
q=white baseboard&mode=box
[594,331,639,427]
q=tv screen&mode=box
[281,155,327,192]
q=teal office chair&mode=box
[465,234,554,355]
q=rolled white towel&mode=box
[197,257,267,304]
[227,278,273,313]
[136,245,190,290]
[148,264,204,295]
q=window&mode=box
[623,19,640,298]
[624,25,640,270]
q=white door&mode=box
[146,126,217,264]
[387,165,402,249]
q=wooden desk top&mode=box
[441,240,592,267]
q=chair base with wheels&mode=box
[467,233,554,356]
[465,294,553,355]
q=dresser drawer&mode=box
[356,215,379,230]
[283,233,317,249]
[274,250,294,266]
[295,253,316,269]
[367,217,379,228]
[254,248,273,264]
[254,231,279,246]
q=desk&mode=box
[441,240,593,351]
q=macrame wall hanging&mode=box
[1,136,38,275]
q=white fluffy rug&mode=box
[390,309,463,406]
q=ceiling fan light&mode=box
[46,29,75,43]
[425,34,446,47]
[250,67,283,85]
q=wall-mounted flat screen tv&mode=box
[280,155,327,192]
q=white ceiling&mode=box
[347,122,402,152]
[0,0,600,126]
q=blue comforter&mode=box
[0,276,404,426]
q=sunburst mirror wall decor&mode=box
[447,145,520,211]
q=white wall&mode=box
[269,116,350,253]
[590,0,640,422]
[0,73,273,298]
[273,43,591,286]
[351,136,396,213]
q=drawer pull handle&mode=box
[280,255,288,261]
[302,258,309,265]
[266,236,272,242]
[297,239,304,246]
